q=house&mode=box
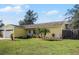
[0,21,66,39]
[0,24,27,39]
[21,21,65,38]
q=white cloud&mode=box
[0,5,30,12]
[46,10,59,15]
[0,6,22,12]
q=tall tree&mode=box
[65,4,79,29]
[19,10,38,25]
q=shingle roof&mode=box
[0,24,24,30]
[0,21,65,30]
[21,21,64,29]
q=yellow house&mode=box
[0,24,27,39]
[21,21,66,38]
[0,21,66,39]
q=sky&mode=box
[0,4,74,25]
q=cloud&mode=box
[46,10,59,15]
[0,5,30,12]
[0,6,22,12]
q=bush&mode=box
[42,37,62,41]
[32,34,38,38]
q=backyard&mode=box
[0,38,79,55]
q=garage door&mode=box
[4,31,13,38]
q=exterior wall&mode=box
[46,24,64,38]
[14,27,27,38]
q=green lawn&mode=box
[0,38,79,55]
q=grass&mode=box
[0,38,79,55]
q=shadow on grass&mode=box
[13,38,32,41]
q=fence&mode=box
[62,29,79,39]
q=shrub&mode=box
[42,37,62,41]
[32,34,37,38]
[36,28,50,38]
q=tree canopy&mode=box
[19,10,38,25]
[65,4,79,29]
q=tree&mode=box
[65,4,79,29]
[41,28,50,38]
[0,20,4,27]
[36,28,50,38]
[19,10,38,25]
[10,33,15,41]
